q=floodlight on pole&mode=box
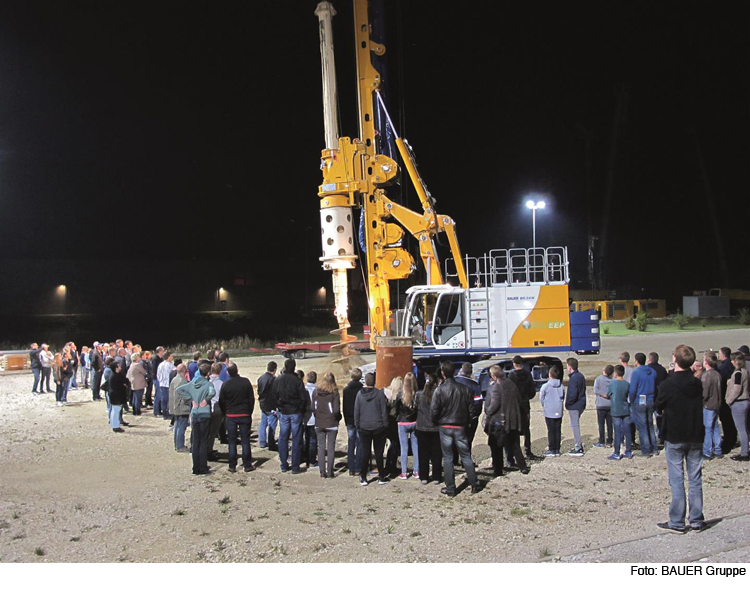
[525,199,546,250]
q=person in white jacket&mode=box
[539,365,565,456]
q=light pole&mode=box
[57,285,67,316]
[525,199,546,250]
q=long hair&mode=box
[318,372,338,393]
[422,373,437,406]
[53,353,62,368]
[385,376,402,402]
[402,373,417,408]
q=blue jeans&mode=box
[278,412,303,471]
[438,427,477,492]
[81,367,91,387]
[259,411,278,448]
[109,404,122,429]
[32,367,42,392]
[61,378,70,402]
[154,386,170,418]
[612,415,632,455]
[398,423,419,474]
[225,416,253,470]
[131,388,144,415]
[665,441,704,529]
[346,424,360,473]
[702,408,722,457]
[174,415,189,450]
[632,401,656,455]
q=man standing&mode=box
[648,351,669,442]
[257,361,278,451]
[508,356,536,457]
[207,363,225,460]
[29,343,42,394]
[39,344,54,393]
[343,368,363,476]
[620,352,634,382]
[155,351,174,420]
[717,347,737,455]
[565,358,587,457]
[655,344,705,533]
[431,361,480,496]
[701,352,723,460]
[354,372,389,486]
[455,362,483,458]
[142,350,154,408]
[90,343,104,401]
[629,353,658,457]
[485,365,529,475]
[177,363,216,476]
[273,358,310,474]
[219,362,256,473]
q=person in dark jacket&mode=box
[219,362,256,472]
[343,368,363,476]
[108,363,130,433]
[648,351,668,442]
[431,361,479,496]
[655,344,705,533]
[90,343,104,401]
[141,350,154,408]
[29,343,42,394]
[701,351,723,459]
[484,365,529,475]
[565,357,587,456]
[415,374,442,485]
[312,372,341,478]
[717,347,737,454]
[257,361,278,451]
[273,358,310,474]
[509,356,536,457]
[455,362,483,457]
[354,372,389,486]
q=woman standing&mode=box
[102,358,114,417]
[396,373,419,479]
[728,352,750,461]
[40,344,54,393]
[108,363,130,433]
[415,374,442,485]
[384,376,402,477]
[60,350,73,404]
[126,353,148,415]
[313,372,341,478]
[53,353,64,406]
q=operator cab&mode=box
[403,285,467,351]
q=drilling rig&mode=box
[314,0,599,382]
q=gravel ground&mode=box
[1,329,749,563]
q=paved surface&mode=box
[554,512,750,563]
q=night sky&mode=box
[1,1,749,319]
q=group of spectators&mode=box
[28,337,749,527]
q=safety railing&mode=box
[445,247,569,287]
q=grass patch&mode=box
[410,531,421,537]
[538,547,552,559]
[34,547,45,556]
[600,317,744,336]
[70,536,81,542]
[510,507,531,517]
[219,495,231,505]
[172,509,187,516]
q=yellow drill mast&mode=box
[317,0,468,349]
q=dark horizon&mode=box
[1,1,748,336]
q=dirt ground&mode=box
[1,329,749,563]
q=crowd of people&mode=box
[27,338,750,526]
